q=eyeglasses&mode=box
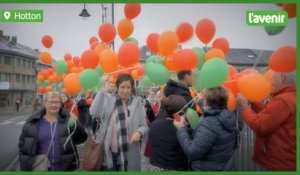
[46,100,61,105]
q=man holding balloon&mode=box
[237,71,296,171]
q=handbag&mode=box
[83,108,114,171]
[33,122,57,171]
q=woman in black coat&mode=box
[18,92,87,171]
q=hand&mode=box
[236,93,249,110]
[130,131,142,144]
[173,117,185,129]
[70,113,77,120]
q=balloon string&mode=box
[177,96,199,114]
[70,90,83,113]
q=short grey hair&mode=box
[43,92,62,102]
[283,71,296,84]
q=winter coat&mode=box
[177,108,239,171]
[164,79,193,106]
[242,85,296,171]
[18,107,87,171]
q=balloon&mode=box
[185,108,200,129]
[37,75,45,82]
[81,50,99,69]
[212,37,230,55]
[45,86,53,92]
[79,69,99,90]
[165,52,181,72]
[48,75,57,83]
[94,43,109,55]
[142,76,153,87]
[66,60,74,71]
[268,45,296,73]
[192,47,205,70]
[124,3,141,19]
[95,65,104,77]
[118,18,134,40]
[158,31,179,56]
[73,56,80,67]
[131,70,141,80]
[38,87,46,94]
[263,69,275,92]
[146,55,164,64]
[43,80,50,87]
[146,33,159,53]
[241,68,259,75]
[136,66,145,76]
[195,70,205,92]
[228,64,238,77]
[195,18,216,44]
[71,66,80,73]
[55,60,68,75]
[98,23,116,43]
[118,42,140,67]
[205,48,225,61]
[283,4,296,18]
[173,49,198,70]
[264,26,286,36]
[238,73,271,102]
[100,49,119,73]
[227,90,236,111]
[223,77,239,96]
[39,52,53,65]
[89,36,98,45]
[63,73,82,94]
[47,68,55,75]
[90,41,99,50]
[124,37,138,46]
[145,63,170,85]
[64,53,72,61]
[40,69,50,78]
[201,58,228,88]
[41,35,53,48]
[176,22,193,43]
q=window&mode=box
[27,75,30,83]
[16,74,20,82]
[22,75,25,83]
[32,76,35,83]
[0,56,2,64]
[4,56,12,65]
[0,73,3,81]
[22,60,25,67]
[6,73,11,82]
[17,59,21,67]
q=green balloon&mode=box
[186,108,200,129]
[124,37,139,46]
[146,55,164,64]
[201,58,228,89]
[55,60,68,75]
[145,63,170,85]
[57,82,64,90]
[97,76,103,89]
[193,47,205,70]
[195,71,205,92]
[43,80,50,86]
[264,26,286,36]
[142,76,153,87]
[79,69,99,90]
[95,65,104,77]
[68,118,76,128]
[36,81,42,86]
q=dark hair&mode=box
[163,95,186,117]
[116,74,135,95]
[204,87,228,109]
[177,70,192,80]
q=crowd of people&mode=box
[18,69,296,172]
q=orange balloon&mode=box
[81,50,99,69]
[66,60,74,71]
[268,45,296,73]
[212,37,230,55]
[205,48,225,61]
[86,98,93,105]
[118,18,134,40]
[90,41,99,50]
[94,43,109,55]
[98,23,116,43]
[89,36,98,45]
[263,69,275,93]
[39,87,46,94]
[41,35,53,48]
[63,73,82,94]
[72,56,80,67]
[223,77,239,96]
[158,31,179,56]
[228,64,238,77]
[47,68,55,75]
[195,18,216,44]
[64,53,72,61]
[39,52,53,64]
[238,73,271,102]
[227,90,236,111]
[173,49,198,70]
[40,69,50,78]
[241,68,259,75]
[100,49,119,73]
[136,66,145,76]
[165,56,181,72]
[146,33,159,53]
[48,75,57,83]
[131,70,141,80]
[283,4,296,18]
[176,22,193,43]
[71,66,80,73]
[45,86,53,92]
[37,75,45,82]
[118,42,140,67]
[124,3,141,19]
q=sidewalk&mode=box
[0,106,32,117]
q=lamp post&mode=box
[79,3,91,18]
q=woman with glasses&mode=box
[18,92,87,171]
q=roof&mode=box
[0,37,39,60]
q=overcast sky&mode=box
[0,3,296,60]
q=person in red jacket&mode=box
[237,71,296,171]
[61,92,79,119]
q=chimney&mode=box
[11,36,17,44]
[0,30,3,38]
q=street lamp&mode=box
[79,3,91,18]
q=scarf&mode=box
[115,95,132,171]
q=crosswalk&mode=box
[0,116,27,126]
